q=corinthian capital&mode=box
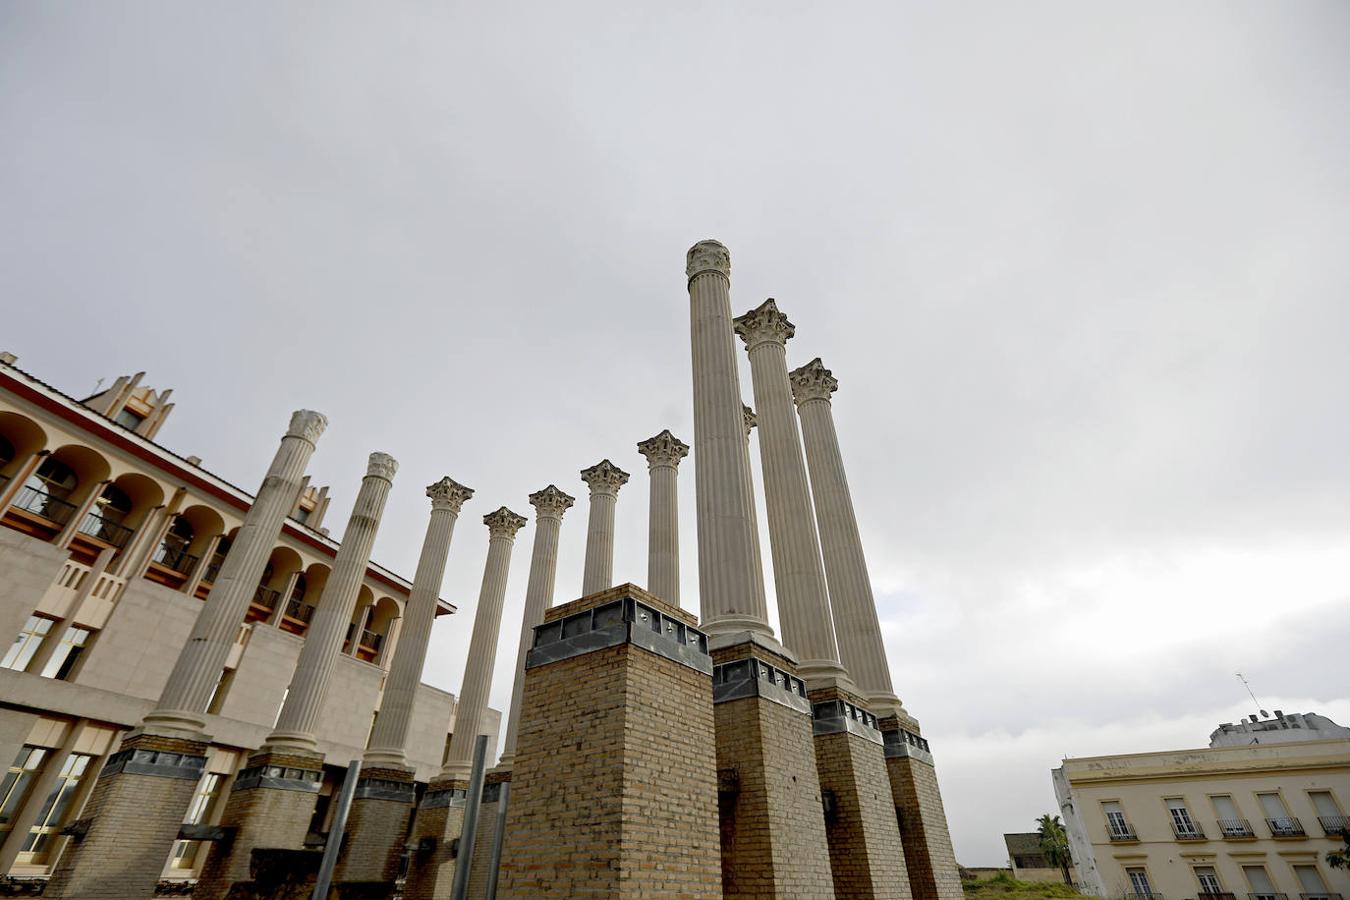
[734,299,795,350]
[366,452,399,482]
[427,476,474,512]
[636,430,690,470]
[580,459,630,496]
[788,358,839,406]
[742,404,757,437]
[529,484,576,519]
[286,409,328,445]
[484,506,527,539]
[686,239,731,281]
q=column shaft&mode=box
[581,492,616,595]
[146,411,327,734]
[647,465,678,602]
[686,241,771,636]
[266,452,397,751]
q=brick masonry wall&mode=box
[885,755,963,900]
[331,794,414,886]
[401,796,465,900]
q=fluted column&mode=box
[636,431,688,605]
[497,485,574,771]
[687,240,772,636]
[791,359,904,715]
[365,476,474,769]
[735,299,849,684]
[145,410,327,735]
[579,459,628,596]
[265,452,398,752]
[441,506,528,779]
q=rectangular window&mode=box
[0,746,49,833]
[20,753,91,864]
[1243,865,1277,900]
[1309,791,1340,817]
[1103,801,1134,839]
[1259,792,1303,835]
[1294,864,1329,898]
[1126,867,1152,897]
[1,616,54,672]
[170,772,224,870]
[39,626,91,680]
[1195,866,1223,895]
[1167,797,1202,837]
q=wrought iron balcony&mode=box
[153,540,199,576]
[1171,822,1206,841]
[10,485,78,526]
[253,586,280,613]
[76,510,134,548]
[1217,818,1256,839]
[1299,893,1342,900]
[1266,817,1305,838]
[285,598,315,624]
[1319,815,1349,837]
[359,629,383,652]
[201,551,227,586]
[1108,824,1138,842]
[1248,893,1287,900]
[1199,893,1236,900]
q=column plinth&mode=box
[637,430,688,606]
[579,459,628,596]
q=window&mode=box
[1103,801,1134,839]
[0,746,49,834]
[113,408,145,430]
[1126,867,1153,897]
[20,753,92,864]
[1195,866,1223,895]
[1294,864,1330,899]
[1212,795,1252,836]
[293,506,310,525]
[1259,792,1303,836]
[1167,797,1203,837]
[27,457,78,500]
[39,626,91,681]
[170,772,224,869]
[1243,865,1278,900]
[2,616,54,672]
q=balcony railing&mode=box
[1319,815,1349,837]
[1199,893,1236,900]
[1107,824,1138,842]
[1266,817,1305,838]
[153,541,199,576]
[285,598,315,624]
[76,510,134,548]
[201,551,227,586]
[1248,894,1288,900]
[359,629,383,652]
[10,485,78,526]
[1299,894,1342,900]
[1171,822,1206,841]
[253,586,281,614]
[1217,818,1256,839]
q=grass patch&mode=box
[964,873,1081,900]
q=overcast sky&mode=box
[3,2,1349,867]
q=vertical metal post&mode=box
[449,734,489,900]
[312,759,361,900]
[483,780,510,900]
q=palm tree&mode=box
[1037,813,1073,886]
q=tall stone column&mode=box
[44,411,327,900]
[442,506,528,778]
[145,410,329,735]
[579,459,628,596]
[687,239,772,637]
[733,299,847,685]
[636,430,688,605]
[266,451,398,752]
[498,485,574,772]
[365,476,474,767]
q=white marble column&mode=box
[144,410,327,736]
[636,430,688,606]
[441,506,527,779]
[365,476,473,769]
[791,359,905,715]
[497,485,574,771]
[686,240,772,637]
[265,452,398,753]
[579,459,628,596]
[734,299,849,685]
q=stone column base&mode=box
[192,749,325,900]
[330,766,417,895]
[880,717,963,900]
[810,687,911,900]
[400,777,469,900]
[43,731,209,900]
[462,771,511,900]
[711,638,836,899]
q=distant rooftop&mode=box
[1209,710,1350,748]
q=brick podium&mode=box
[881,717,963,900]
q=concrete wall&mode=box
[218,624,301,727]
[73,579,202,701]
[0,528,68,654]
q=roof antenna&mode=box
[1236,673,1270,718]
[92,377,104,395]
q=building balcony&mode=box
[1199,893,1236,900]
[75,510,134,549]
[249,586,281,619]
[200,551,227,587]
[1299,894,1342,900]
[1107,824,1139,842]
[1266,817,1306,838]
[1248,894,1288,900]
[1171,823,1207,841]
[152,541,199,576]
[9,484,78,528]
[1319,815,1349,838]
[1217,818,1256,839]
[285,597,315,624]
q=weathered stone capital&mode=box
[529,484,575,519]
[427,476,474,512]
[636,430,690,470]
[580,459,630,496]
[286,409,328,445]
[788,357,838,406]
[484,506,527,539]
[686,239,730,281]
[734,298,795,350]
[366,452,399,482]
[742,404,757,437]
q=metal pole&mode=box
[449,734,489,900]
[482,780,510,899]
[312,759,361,900]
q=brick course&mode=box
[401,788,466,900]
[883,753,962,900]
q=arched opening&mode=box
[358,596,400,664]
[147,504,224,590]
[9,444,110,540]
[0,411,47,483]
[246,546,302,623]
[73,473,164,555]
[280,562,329,636]
[343,585,376,657]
